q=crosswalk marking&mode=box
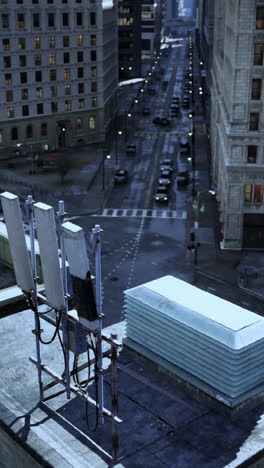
[92,208,187,219]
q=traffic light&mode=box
[190,231,195,242]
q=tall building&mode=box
[196,0,214,79]
[210,1,264,249]
[141,0,164,63]
[118,0,141,80]
[0,0,118,153]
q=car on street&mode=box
[142,107,151,115]
[159,169,171,185]
[38,152,62,169]
[153,116,171,126]
[160,158,173,172]
[126,144,136,155]
[114,169,128,184]
[154,185,169,202]
[177,171,189,186]
[180,137,190,150]
[182,98,190,108]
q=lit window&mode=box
[64,68,71,79]
[245,184,253,202]
[33,37,41,49]
[65,100,71,111]
[254,185,263,203]
[90,34,96,46]
[36,87,43,98]
[21,89,28,100]
[49,53,56,65]
[18,38,25,49]
[77,35,83,46]
[91,66,97,77]
[89,116,95,129]
[7,107,14,118]
[5,73,12,85]
[76,118,82,129]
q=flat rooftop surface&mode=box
[1,309,264,467]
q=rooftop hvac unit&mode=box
[124,276,264,407]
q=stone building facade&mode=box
[210,0,264,249]
[0,0,118,154]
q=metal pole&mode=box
[102,155,105,191]
[111,333,119,461]
[93,224,104,424]
[57,200,71,399]
[194,192,199,266]
[26,195,43,401]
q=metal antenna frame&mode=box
[23,197,122,462]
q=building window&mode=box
[76,12,83,26]
[48,13,55,27]
[11,127,18,140]
[33,37,41,49]
[64,52,70,63]
[63,13,69,27]
[26,125,33,138]
[90,50,96,61]
[76,118,82,129]
[19,55,26,66]
[5,73,12,85]
[91,82,97,92]
[77,35,83,46]
[254,185,264,203]
[90,34,96,46]
[89,116,95,129]
[20,72,27,83]
[2,39,10,51]
[36,87,43,98]
[22,105,29,116]
[4,56,11,68]
[33,13,40,28]
[64,84,71,95]
[6,90,13,102]
[78,67,83,78]
[35,54,41,65]
[17,14,25,28]
[245,184,253,202]
[251,79,262,100]
[90,12,96,25]
[35,70,42,82]
[21,88,28,100]
[51,102,57,112]
[247,145,257,163]
[49,36,55,47]
[78,98,84,108]
[256,7,264,29]
[64,68,71,79]
[0,130,3,144]
[49,53,56,64]
[7,107,14,118]
[249,112,260,131]
[37,103,44,114]
[91,66,97,77]
[18,38,25,49]
[2,14,9,29]
[50,86,57,97]
[78,83,84,93]
[65,100,71,111]
[63,35,69,47]
[41,123,47,136]
[77,51,83,62]
[91,96,97,107]
[50,69,56,80]
[253,43,264,65]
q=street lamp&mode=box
[102,153,111,191]
[115,131,122,165]
[191,189,216,265]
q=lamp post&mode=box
[115,130,122,166]
[102,153,111,191]
[191,189,216,265]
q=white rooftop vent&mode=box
[124,276,264,407]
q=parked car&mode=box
[153,116,171,126]
[148,88,156,96]
[142,107,151,115]
[38,152,62,169]
[159,169,171,185]
[126,144,136,155]
[180,137,190,149]
[182,99,190,109]
[177,171,189,186]
[160,158,173,172]
[162,80,169,89]
[114,169,128,184]
[171,97,180,104]
[154,185,169,202]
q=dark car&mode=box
[148,88,156,95]
[177,171,189,186]
[160,158,173,172]
[114,169,128,184]
[142,107,151,115]
[180,137,190,149]
[154,185,169,202]
[126,144,136,155]
[171,97,180,104]
[153,117,171,126]
[162,80,169,89]
[159,169,171,185]
[182,99,190,109]
[39,152,62,169]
